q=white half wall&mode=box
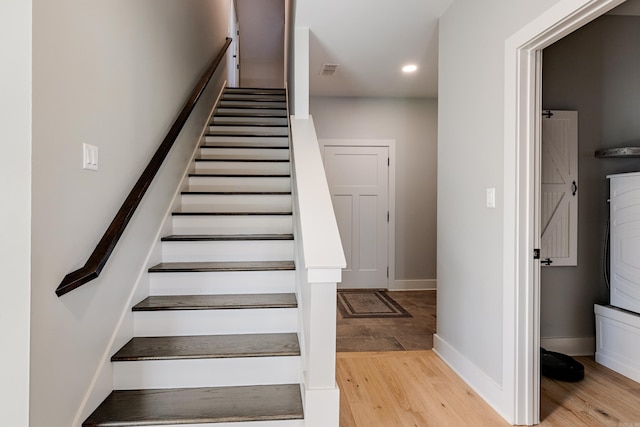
[0,0,32,424]
[30,1,229,425]
[310,97,437,284]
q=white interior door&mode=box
[323,145,389,289]
[541,110,578,266]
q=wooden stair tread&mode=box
[215,112,288,118]
[194,158,289,163]
[209,120,287,126]
[112,333,300,361]
[216,105,286,110]
[161,233,293,241]
[149,260,295,273]
[201,143,289,149]
[209,123,288,128]
[225,87,285,93]
[181,191,291,195]
[133,293,297,311]
[82,384,303,426]
[222,96,286,100]
[205,133,288,138]
[188,172,290,177]
[172,211,292,216]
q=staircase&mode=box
[83,87,306,426]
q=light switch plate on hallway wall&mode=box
[83,143,98,171]
[486,188,495,208]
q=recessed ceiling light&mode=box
[402,64,418,73]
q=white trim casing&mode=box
[504,0,626,424]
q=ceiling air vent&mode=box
[320,63,340,76]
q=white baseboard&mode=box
[540,336,595,356]
[392,279,436,291]
[433,334,510,424]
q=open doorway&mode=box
[539,2,640,370]
[235,0,285,88]
[505,0,640,424]
[538,3,640,421]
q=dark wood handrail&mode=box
[56,38,232,297]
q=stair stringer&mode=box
[71,82,229,427]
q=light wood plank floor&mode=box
[337,351,640,426]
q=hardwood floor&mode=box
[540,357,640,426]
[336,290,640,426]
[337,351,510,427]
[337,351,640,426]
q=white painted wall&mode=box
[541,14,640,345]
[30,1,229,425]
[437,0,560,418]
[310,97,437,284]
[0,0,32,424]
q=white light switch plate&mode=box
[83,143,98,171]
[486,188,496,208]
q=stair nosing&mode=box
[209,124,288,128]
[111,333,300,362]
[148,260,295,273]
[132,293,297,311]
[205,133,288,138]
[188,173,290,177]
[200,144,289,149]
[181,191,291,195]
[214,113,288,118]
[216,106,287,110]
[82,384,303,426]
[194,158,289,163]
[172,211,292,216]
[161,233,294,241]
[180,191,291,196]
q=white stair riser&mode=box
[205,135,289,145]
[172,215,292,235]
[194,161,290,174]
[199,147,290,161]
[223,93,286,100]
[133,308,297,336]
[212,116,288,125]
[208,126,288,135]
[149,270,295,296]
[180,194,291,212]
[218,102,287,110]
[113,356,302,390]
[216,108,287,116]
[188,176,291,192]
[162,240,293,262]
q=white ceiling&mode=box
[294,0,454,98]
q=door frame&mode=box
[505,0,626,424]
[319,139,397,290]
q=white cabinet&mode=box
[609,172,640,314]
